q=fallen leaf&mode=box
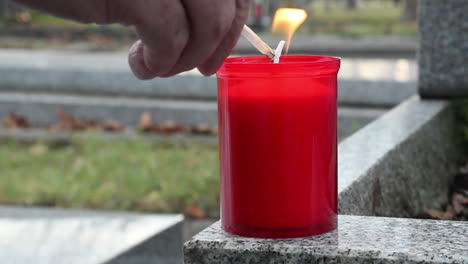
[449,172,468,220]
[426,206,455,220]
[29,144,48,155]
[48,123,62,132]
[86,33,114,45]
[160,120,187,133]
[83,119,100,130]
[138,111,156,132]
[56,109,98,131]
[191,123,215,135]
[15,12,32,24]
[185,205,205,219]
[452,193,468,218]
[102,120,123,132]
[57,108,76,129]
[2,113,31,129]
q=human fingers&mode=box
[160,0,236,77]
[128,0,190,79]
[197,0,251,76]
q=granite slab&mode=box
[0,206,183,264]
[338,96,462,217]
[185,216,468,264]
[418,0,468,97]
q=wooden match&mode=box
[241,25,275,59]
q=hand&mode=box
[125,0,250,79]
[15,0,251,79]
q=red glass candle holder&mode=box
[216,55,340,238]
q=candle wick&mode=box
[274,40,286,64]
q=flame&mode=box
[271,8,308,54]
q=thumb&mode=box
[128,40,156,80]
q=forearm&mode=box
[13,0,124,24]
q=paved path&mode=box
[0,49,417,82]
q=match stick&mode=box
[241,25,275,59]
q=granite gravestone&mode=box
[0,206,184,264]
[418,0,468,97]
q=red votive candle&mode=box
[216,55,340,238]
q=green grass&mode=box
[29,12,83,27]
[0,135,219,217]
[299,1,417,37]
[3,2,417,37]
[1,11,82,27]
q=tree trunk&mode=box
[0,0,6,18]
[401,0,417,23]
[296,0,311,9]
[323,0,331,11]
[346,0,358,9]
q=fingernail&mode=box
[129,40,142,55]
[128,43,154,80]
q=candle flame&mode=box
[271,8,308,54]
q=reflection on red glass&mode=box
[217,55,340,238]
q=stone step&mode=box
[0,206,183,264]
[0,49,417,107]
[185,216,468,264]
[0,92,387,139]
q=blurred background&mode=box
[0,0,420,262]
[0,0,417,49]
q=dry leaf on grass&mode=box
[15,12,32,24]
[191,123,217,135]
[57,108,74,127]
[450,172,468,220]
[419,172,468,221]
[56,108,82,130]
[29,144,48,155]
[185,205,205,219]
[452,193,468,218]
[102,120,123,132]
[2,113,31,129]
[86,33,114,45]
[426,206,455,220]
[138,111,158,132]
[3,109,218,136]
[160,120,187,133]
[55,108,101,131]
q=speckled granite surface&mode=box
[185,216,468,264]
[338,97,462,217]
[418,0,468,97]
